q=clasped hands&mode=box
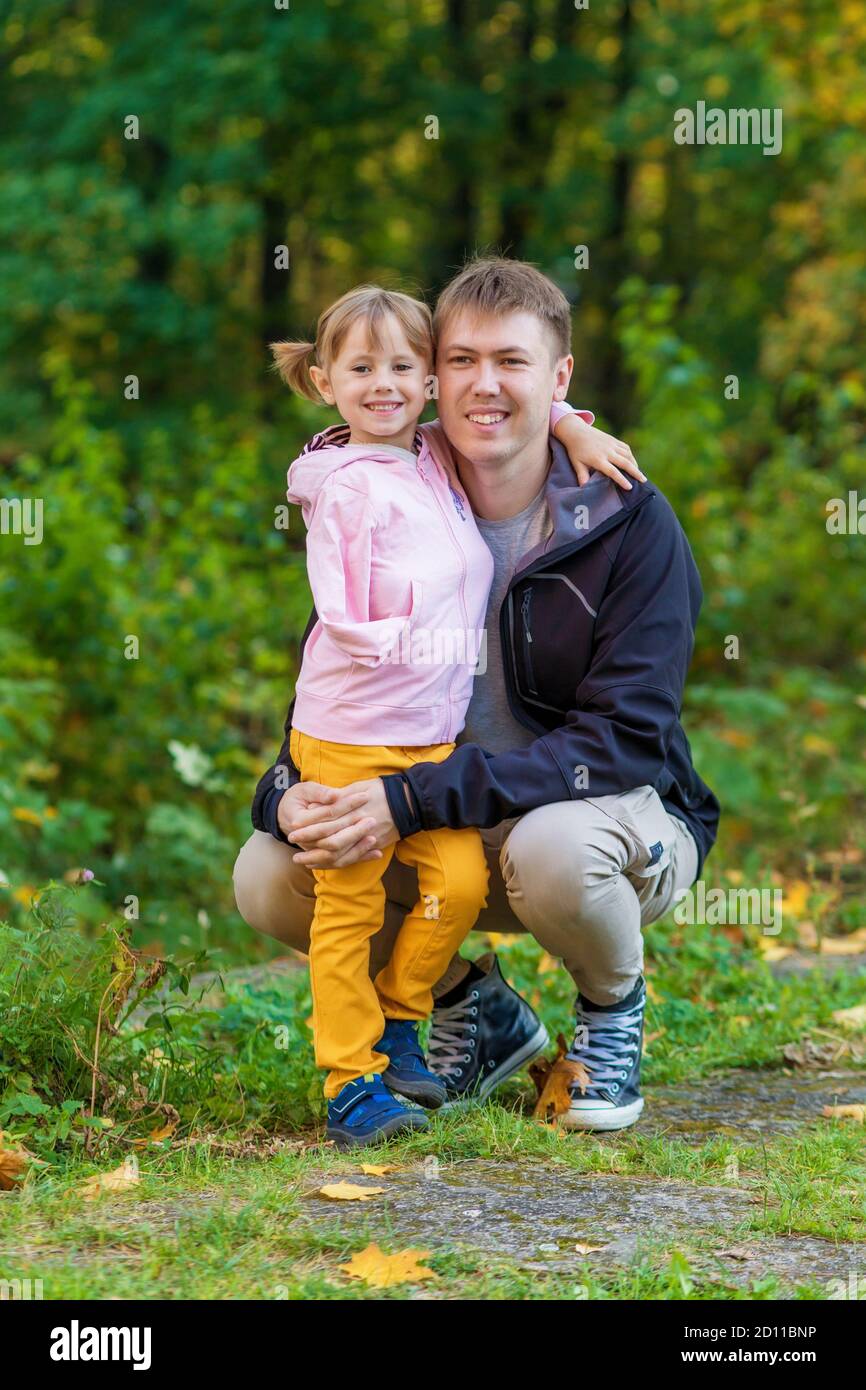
[277,777,400,868]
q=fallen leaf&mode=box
[133,1122,177,1149]
[780,880,811,919]
[574,1242,606,1254]
[758,939,794,962]
[533,1054,592,1124]
[0,1132,32,1190]
[359,1163,396,1176]
[819,936,866,956]
[832,1004,866,1030]
[318,1181,385,1202]
[76,1154,140,1201]
[822,1104,866,1122]
[338,1242,438,1288]
[783,1039,843,1068]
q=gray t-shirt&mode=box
[458,476,552,755]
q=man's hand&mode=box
[277,781,383,867]
[286,778,400,869]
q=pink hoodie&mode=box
[286,403,593,746]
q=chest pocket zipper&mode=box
[520,587,538,695]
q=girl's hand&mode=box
[554,413,647,490]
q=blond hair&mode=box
[270,285,434,403]
[434,257,572,359]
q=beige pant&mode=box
[232,785,698,1006]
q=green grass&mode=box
[1,891,865,1299]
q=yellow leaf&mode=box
[574,1242,606,1254]
[820,936,866,956]
[12,807,42,826]
[801,734,836,756]
[76,1154,140,1201]
[318,1181,385,1202]
[11,884,40,907]
[822,1104,866,1123]
[43,806,58,820]
[781,880,811,919]
[832,1004,866,1030]
[338,1242,437,1288]
[0,1132,32,1190]
[537,952,558,974]
[757,938,794,962]
[359,1164,396,1176]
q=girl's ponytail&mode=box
[268,340,321,402]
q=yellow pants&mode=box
[289,730,490,1098]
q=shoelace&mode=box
[427,997,475,1077]
[566,996,643,1095]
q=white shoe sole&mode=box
[559,1096,644,1131]
[440,1021,550,1111]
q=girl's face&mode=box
[310,314,431,451]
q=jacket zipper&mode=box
[417,457,469,742]
[520,588,538,695]
[501,491,655,729]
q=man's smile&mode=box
[466,409,510,428]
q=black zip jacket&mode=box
[251,437,720,877]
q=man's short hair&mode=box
[434,257,572,359]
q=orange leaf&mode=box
[76,1155,140,1201]
[822,1104,865,1122]
[359,1164,396,1176]
[0,1132,32,1190]
[533,1052,591,1124]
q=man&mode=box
[234,257,720,1131]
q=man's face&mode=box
[435,309,573,467]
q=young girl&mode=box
[271,286,640,1147]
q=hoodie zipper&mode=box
[416,456,469,742]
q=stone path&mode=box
[303,1158,862,1294]
[124,953,865,1294]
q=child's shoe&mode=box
[326,1072,429,1149]
[378,1019,447,1108]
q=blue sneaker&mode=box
[378,1020,447,1109]
[561,975,646,1131]
[326,1073,429,1149]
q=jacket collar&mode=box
[515,436,656,573]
